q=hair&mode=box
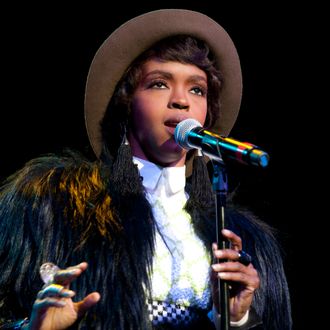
[101,34,223,160]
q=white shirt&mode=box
[133,157,211,309]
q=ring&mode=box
[39,262,60,285]
[237,250,252,266]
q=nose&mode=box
[168,89,190,110]
[170,102,189,110]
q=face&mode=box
[128,59,208,167]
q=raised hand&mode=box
[28,262,100,330]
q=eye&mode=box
[190,86,207,96]
[148,80,168,89]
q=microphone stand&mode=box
[212,160,230,330]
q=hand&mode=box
[211,229,260,322]
[28,262,100,330]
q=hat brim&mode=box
[85,9,242,158]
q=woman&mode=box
[0,9,291,330]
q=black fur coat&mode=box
[0,152,291,329]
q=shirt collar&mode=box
[133,157,186,195]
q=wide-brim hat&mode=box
[85,9,242,159]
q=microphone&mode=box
[174,118,269,167]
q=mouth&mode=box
[164,120,180,135]
[164,116,191,136]
[164,121,179,128]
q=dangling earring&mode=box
[189,150,213,208]
[112,126,142,196]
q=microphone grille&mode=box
[174,118,202,149]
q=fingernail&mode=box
[63,290,75,297]
[215,250,223,257]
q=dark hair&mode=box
[101,35,223,160]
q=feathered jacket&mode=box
[0,152,292,330]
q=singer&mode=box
[0,9,291,330]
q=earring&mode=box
[111,127,142,196]
[190,153,213,207]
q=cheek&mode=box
[131,103,155,128]
[131,94,158,121]
[193,104,208,126]
[130,98,159,137]
[131,98,148,126]
[199,112,207,126]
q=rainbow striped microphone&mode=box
[174,118,269,167]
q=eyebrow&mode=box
[143,70,207,84]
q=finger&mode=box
[53,262,88,286]
[37,284,75,300]
[217,271,260,290]
[213,248,244,261]
[76,292,101,317]
[212,261,256,274]
[221,229,242,250]
[212,263,260,289]
[34,297,67,310]
[37,284,64,299]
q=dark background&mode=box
[1,1,320,329]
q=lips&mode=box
[164,121,179,128]
[164,117,190,136]
[164,120,180,135]
[164,115,190,128]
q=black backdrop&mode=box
[1,2,319,329]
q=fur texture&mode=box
[0,152,291,329]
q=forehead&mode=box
[140,59,207,81]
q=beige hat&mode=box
[85,9,242,158]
